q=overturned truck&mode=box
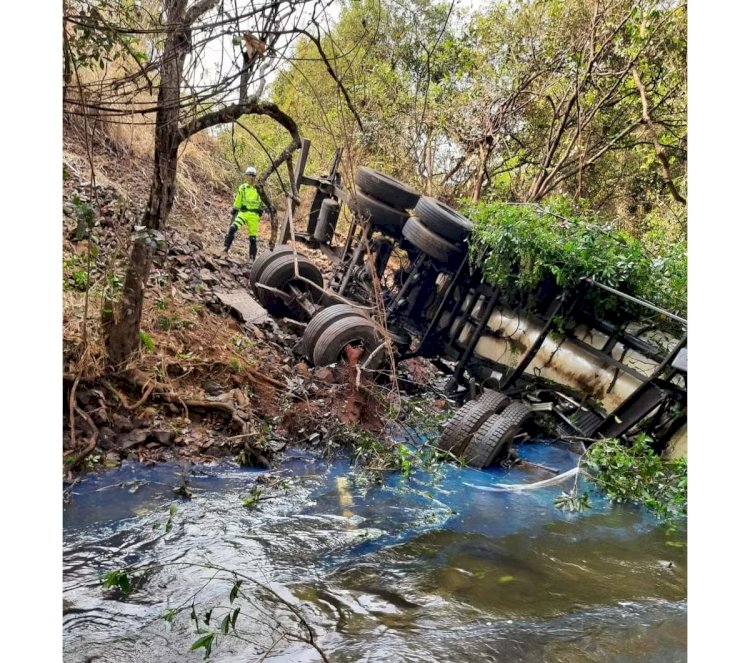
[250,140,687,466]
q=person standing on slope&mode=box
[223,166,270,263]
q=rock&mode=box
[91,408,109,427]
[151,430,175,445]
[203,256,219,272]
[295,362,311,378]
[99,427,116,450]
[111,413,134,434]
[204,381,224,396]
[248,325,265,341]
[214,290,270,325]
[199,268,219,284]
[118,428,149,450]
[314,367,335,384]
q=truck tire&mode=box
[436,400,496,455]
[477,389,510,414]
[354,166,421,211]
[414,197,473,242]
[253,253,324,319]
[249,245,294,288]
[312,316,385,368]
[347,188,409,236]
[402,216,465,265]
[462,401,532,468]
[301,304,368,360]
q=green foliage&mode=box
[70,194,96,240]
[584,435,687,521]
[63,255,91,292]
[65,0,148,72]
[259,0,684,234]
[72,268,90,291]
[102,569,132,594]
[139,330,155,352]
[242,486,263,509]
[190,632,215,660]
[467,199,687,317]
[554,490,591,512]
[165,503,178,533]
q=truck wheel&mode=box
[414,197,473,242]
[347,188,409,236]
[436,400,496,455]
[253,253,324,319]
[249,245,294,287]
[477,389,510,414]
[312,316,385,368]
[402,216,465,265]
[301,304,368,360]
[354,166,421,211]
[462,401,532,468]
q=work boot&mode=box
[224,223,237,252]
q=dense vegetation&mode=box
[467,198,687,317]
[228,0,686,237]
[64,0,686,363]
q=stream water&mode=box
[63,441,686,662]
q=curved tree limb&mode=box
[632,67,686,205]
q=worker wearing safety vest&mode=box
[223,166,271,262]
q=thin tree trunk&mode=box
[107,0,188,365]
[471,143,490,203]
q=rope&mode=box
[464,467,579,492]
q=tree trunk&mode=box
[471,142,490,203]
[106,0,188,365]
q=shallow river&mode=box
[63,441,686,662]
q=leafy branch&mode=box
[555,434,687,522]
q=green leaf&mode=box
[220,614,230,635]
[229,580,242,604]
[163,608,179,623]
[102,570,132,594]
[190,633,215,659]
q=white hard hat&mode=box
[245,166,257,176]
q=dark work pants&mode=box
[224,223,257,262]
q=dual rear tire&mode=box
[437,395,531,468]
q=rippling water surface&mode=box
[63,441,686,662]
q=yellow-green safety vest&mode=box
[232,183,264,236]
